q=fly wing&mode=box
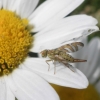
[57,42,84,53]
[62,61,76,72]
[54,55,76,72]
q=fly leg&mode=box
[53,55,63,74]
[53,60,56,74]
[54,55,76,72]
[46,60,53,71]
[62,61,75,72]
[46,60,57,74]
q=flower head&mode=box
[0,0,99,100]
[0,9,33,76]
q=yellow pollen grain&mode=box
[0,9,33,76]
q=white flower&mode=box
[0,0,99,100]
[73,37,100,94]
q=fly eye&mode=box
[41,53,44,56]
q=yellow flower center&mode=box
[0,9,33,76]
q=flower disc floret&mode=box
[0,10,33,76]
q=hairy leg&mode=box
[46,60,52,71]
[62,61,75,72]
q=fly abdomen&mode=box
[64,54,74,62]
[59,52,74,62]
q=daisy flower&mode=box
[0,0,99,100]
[74,37,100,94]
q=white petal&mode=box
[0,77,6,100]
[71,37,87,68]
[5,69,59,100]
[0,77,15,100]
[3,0,39,18]
[78,38,100,78]
[75,43,88,71]
[95,80,100,93]
[73,37,88,68]
[35,15,98,35]
[22,58,89,89]
[5,0,21,12]
[31,26,99,52]
[2,0,7,9]
[0,0,2,9]
[16,0,39,18]
[89,66,100,84]
[29,0,84,32]
[6,82,15,100]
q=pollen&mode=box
[0,9,33,76]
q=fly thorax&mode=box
[54,49,60,55]
[47,50,55,59]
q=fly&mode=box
[40,42,87,74]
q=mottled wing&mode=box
[57,42,84,53]
[54,55,76,72]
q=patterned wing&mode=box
[54,55,76,72]
[57,42,84,53]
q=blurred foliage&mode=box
[39,0,100,42]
